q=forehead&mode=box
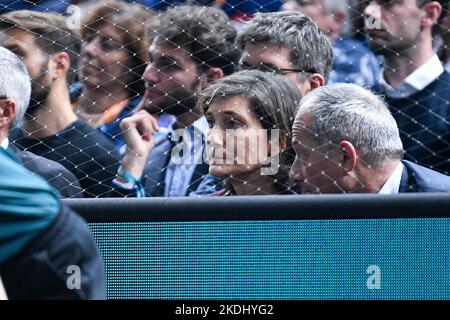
[292,112,314,141]
[207,95,250,115]
[85,22,123,42]
[241,42,293,66]
[375,0,416,7]
[149,36,196,65]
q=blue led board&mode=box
[88,218,450,299]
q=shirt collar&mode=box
[380,54,444,98]
[378,162,404,195]
[190,116,209,136]
[0,138,9,150]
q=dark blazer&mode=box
[143,140,212,197]
[9,144,84,198]
[111,140,218,197]
[400,160,450,193]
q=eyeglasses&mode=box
[239,62,316,76]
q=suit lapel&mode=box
[143,141,173,196]
[399,161,419,193]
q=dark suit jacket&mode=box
[9,144,83,198]
[1,203,106,300]
[111,140,218,197]
[399,160,450,193]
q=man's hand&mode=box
[119,110,159,180]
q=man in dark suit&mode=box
[0,46,82,198]
[112,5,241,197]
[289,83,450,194]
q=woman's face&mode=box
[79,22,133,91]
[205,95,277,179]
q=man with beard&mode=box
[0,45,82,198]
[365,0,450,175]
[0,11,120,198]
[112,5,241,197]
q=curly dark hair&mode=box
[148,5,241,76]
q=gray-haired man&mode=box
[289,83,450,194]
[237,11,333,95]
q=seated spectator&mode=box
[0,147,105,299]
[202,70,302,195]
[0,11,120,197]
[0,46,83,198]
[237,11,333,95]
[289,83,450,194]
[111,5,241,197]
[282,0,380,87]
[75,0,155,151]
[365,0,450,175]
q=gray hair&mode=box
[237,10,333,82]
[201,70,303,193]
[297,83,404,166]
[0,46,31,126]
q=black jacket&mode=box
[9,144,83,198]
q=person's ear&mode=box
[0,99,16,128]
[307,73,325,91]
[200,67,224,90]
[48,51,70,81]
[421,1,442,30]
[338,140,357,172]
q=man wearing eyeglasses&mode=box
[237,11,333,95]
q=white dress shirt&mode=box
[380,54,444,99]
[0,138,8,150]
[378,162,404,195]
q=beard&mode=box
[367,37,413,57]
[140,78,200,117]
[25,66,50,117]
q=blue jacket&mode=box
[0,148,58,264]
[400,160,450,193]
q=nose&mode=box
[289,157,304,185]
[82,37,101,58]
[206,126,223,147]
[142,63,159,84]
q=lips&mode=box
[366,29,388,38]
[144,88,162,99]
[81,63,100,75]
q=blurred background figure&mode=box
[0,11,120,198]
[365,0,450,175]
[238,11,333,95]
[75,0,156,152]
[202,70,302,196]
[0,0,68,14]
[0,46,83,198]
[282,0,380,87]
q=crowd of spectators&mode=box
[1,0,450,299]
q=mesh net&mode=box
[0,0,449,198]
